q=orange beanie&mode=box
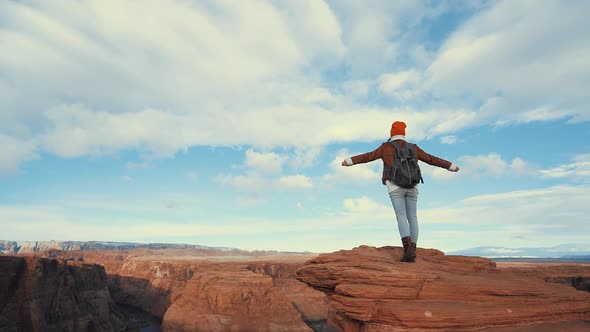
[390,121,406,137]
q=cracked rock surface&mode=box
[296,245,590,331]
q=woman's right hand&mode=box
[341,160,348,166]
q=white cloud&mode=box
[0,202,360,251]
[1,0,588,169]
[341,80,371,99]
[303,88,338,105]
[423,167,456,182]
[518,107,577,124]
[275,175,312,189]
[221,173,313,192]
[244,149,288,175]
[331,1,450,75]
[217,174,269,192]
[38,104,467,159]
[0,0,349,157]
[0,2,519,165]
[457,153,533,178]
[25,192,204,216]
[42,106,186,158]
[0,134,39,174]
[410,44,434,66]
[335,185,590,251]
[343,196,389,215]
[277,0,346,60]
[379,70,421,95]
[451,185,590,230]
[0,0,309,113]
[1,184,589,252]
[420,153,531,182]
[539,154,590,180]
[323,149,382,184]
[423,110,480,138]
[291,146,322,169]
[440,135,458,144]
[0,217,272,240]
[426,0,590,123]
[338,184,590,230]
[221,148,317,192]
[461,186,564,205]
[509,157,528,176]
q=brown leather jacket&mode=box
[349,138,453,185]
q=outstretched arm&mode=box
[341,145,384,166]
[415,145,460,172]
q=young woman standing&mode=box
[341,121,460,262]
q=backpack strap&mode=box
[390,142,406,163]
[407,143,416,159]
[407,143,424,184]
[391,141,412,159]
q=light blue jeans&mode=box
[388,187,419,242]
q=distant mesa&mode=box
[0,240,240,255]
[449,244,590,261]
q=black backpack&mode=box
[388,141,424,188]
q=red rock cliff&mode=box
[67,249,329,331]
[0,255,127,332]
[496,262,590,293]
[296,245,590,332]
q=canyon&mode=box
[0,255,127,331]
[0,240,237,255]
[1,245,589,331]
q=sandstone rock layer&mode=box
[497,262,590,293]
[63,250,327,331]
[0,256,127,332]
[296,245,590,331]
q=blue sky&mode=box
[1,0,589,253]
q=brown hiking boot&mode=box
[400,236,416,263]
[400,237,409,262]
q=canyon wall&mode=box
[67,250,329,331]
[3,245,589,331]
[0,256,127,332]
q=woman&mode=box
[341,121,460,262]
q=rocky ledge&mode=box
[295,245,590,331]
